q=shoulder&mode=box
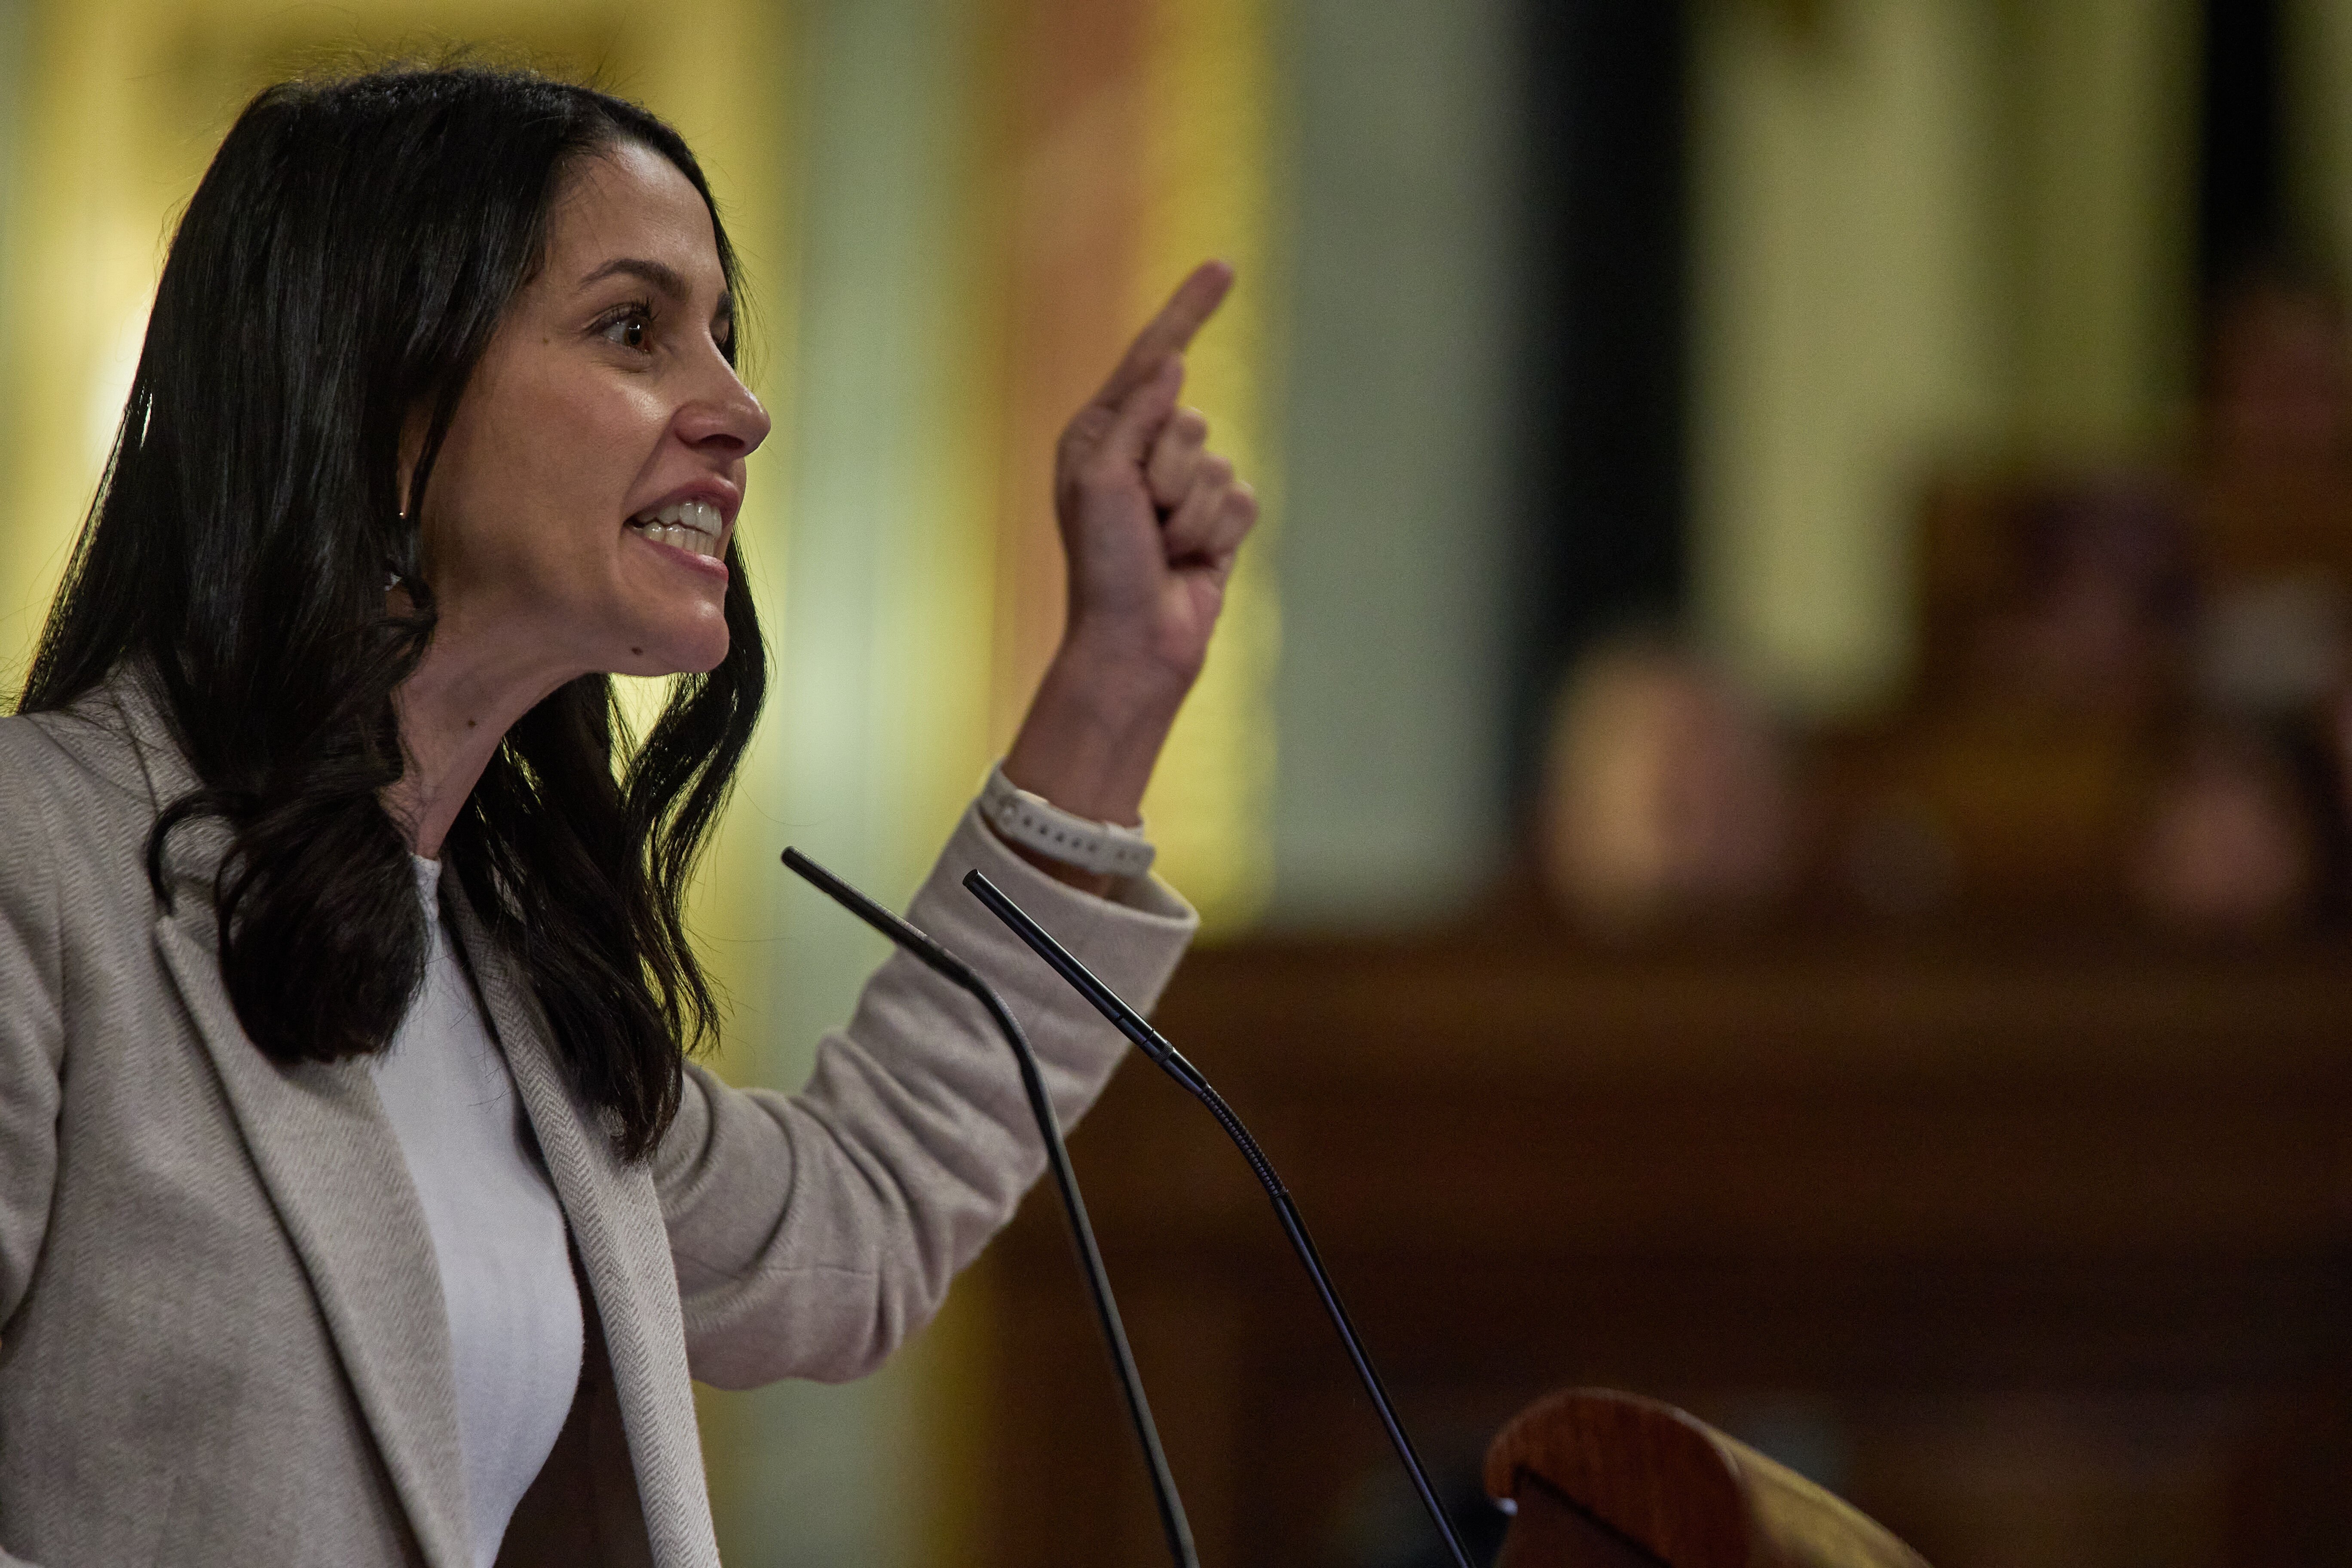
[0,692,167,901]
[3,695,151,804]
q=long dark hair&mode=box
[16,65,764,1159]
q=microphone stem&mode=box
[964,983,1200,1568]
[962,870,1478,1568]
[781,850,1199,1568]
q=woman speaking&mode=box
[0,65,1256,1568]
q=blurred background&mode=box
[7,0,2352,1563]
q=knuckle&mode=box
[1061,407,1113,452]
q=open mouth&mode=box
[629,499,724,560]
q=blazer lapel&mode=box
[444,885,720,1568]
[153,906,473,1568]
[117,675,472,1568]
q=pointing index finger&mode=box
[1093,259,1235,410]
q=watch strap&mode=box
[980,763,1158,879]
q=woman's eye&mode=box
[601,308,652,350]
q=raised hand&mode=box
[1054,260,1257,680]
[1001,260,1261,863]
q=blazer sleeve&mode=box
[0,729,67,1342]
[653,804,1198,1388]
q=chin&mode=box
[619,605,731,677]
[606,620,724,677]
[679,635,730,674]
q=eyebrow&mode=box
[578,256,734,329]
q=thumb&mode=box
[1096,354,1185,469]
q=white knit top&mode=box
[371,857,584,1568]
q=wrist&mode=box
[1003,644,1188,825]
[1053,620,1197,711]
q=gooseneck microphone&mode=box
[961,868,1479,1568]
[779,848,1198,1568]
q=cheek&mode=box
[441,374,660,589]
[531,375,661,527]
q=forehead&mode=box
[543,141,722,290]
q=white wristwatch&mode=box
[980,763,1158,879]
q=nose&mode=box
[677,355,772,459]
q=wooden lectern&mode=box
[1485,1390,1931,1568]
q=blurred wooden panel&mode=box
[958,927,2352,1567]
[1494,1476,1662,1568]
[1484,1389,1927,1568]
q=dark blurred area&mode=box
[962,0,2352,1564]
[1528,0,2352,944]
[1537,255,2352,940]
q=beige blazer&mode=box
[0,677,1196,1568]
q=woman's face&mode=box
[413,141,769,685]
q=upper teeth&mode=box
[632,499,723,558]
